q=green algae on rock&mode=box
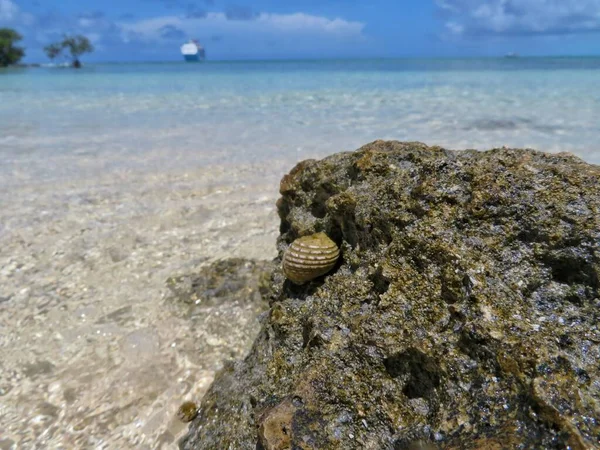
[180,141,600,449]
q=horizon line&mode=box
[20,54,600,65]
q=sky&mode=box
[1,0,600,62]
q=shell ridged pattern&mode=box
[283,232,340,284]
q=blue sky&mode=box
[1,0,600,61]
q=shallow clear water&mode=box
[1,58,599,448]
[1,58,599,187]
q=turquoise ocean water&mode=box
[1,58,599,184]
[1,58,599,448]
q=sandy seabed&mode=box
[0,160,290,449]
[1,139,597,449]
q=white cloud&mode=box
[0,0,37,30]
[257,13,364,35]
[445,21,464,35]
[0,0,18,21]
[120,11,365,43]
[86,32,102,44]
[437,0,600,35]
[7,5,366,61]
[79,18,96,28]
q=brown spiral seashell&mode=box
[283,232,340,284]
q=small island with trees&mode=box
[0,27,94,68]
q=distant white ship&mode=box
[181,40,205,62]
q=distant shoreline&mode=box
[8,54,600,67]
[4,63,42,68]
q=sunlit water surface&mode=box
[0,58,599,448]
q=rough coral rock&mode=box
[180,141,600,449]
